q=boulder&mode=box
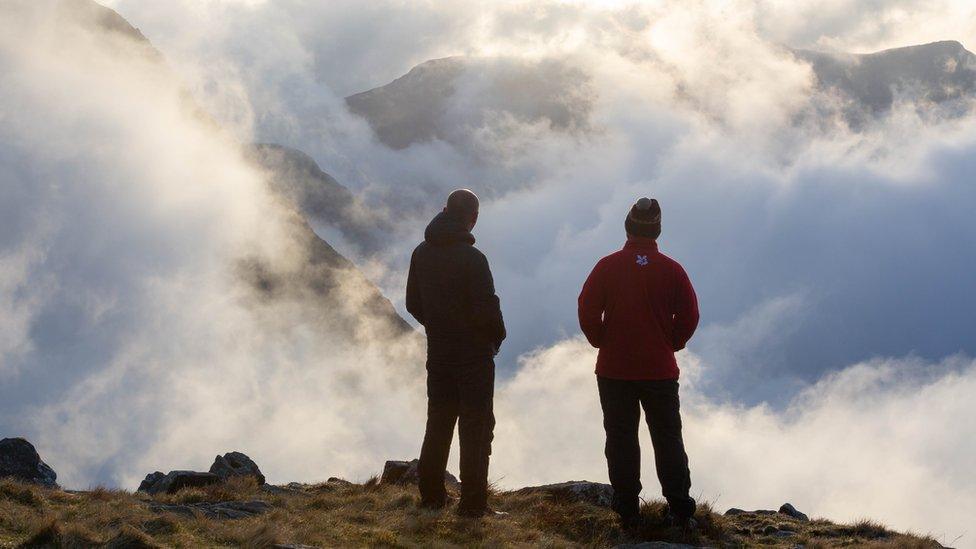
[779,502,810,521]
[138,470,220,495]
[0,438,58,488]
[209,451,265,485]
[138,472,166,493]
[725,508,777,516]
[515,481,614,508]
[380,459,458,486]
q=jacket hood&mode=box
[424,211,476,246]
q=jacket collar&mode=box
[624,237,658,251]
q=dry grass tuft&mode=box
[239,523,281,548]
[17,519,100,548]
[102,525,161,548]
[153,475,261,505]
[0,480,45,509]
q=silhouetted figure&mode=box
[406,189,506,517]
[578,197,700,530]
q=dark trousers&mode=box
[597,376,695,521]
[418,359,495,511]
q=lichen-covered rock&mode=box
[138,470,220,495]
[380,459,458,486]
[0,438,58,488]
[209,451,265,485]
[515,481,614,508]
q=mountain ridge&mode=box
[345,40,976,149]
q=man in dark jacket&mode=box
[406,189,506,517]
[578,197,699,530]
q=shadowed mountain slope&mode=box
[793,40,976,113]
[345,56,594,149]
[792,40,976,130]
[6,0,413,340]
[246,144,391,255]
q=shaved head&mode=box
[446,188,479,217]
[444,188,480,231]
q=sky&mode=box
[1,0,975,545]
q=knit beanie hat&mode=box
[625,197,661,239]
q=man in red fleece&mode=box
[578,197,699,530]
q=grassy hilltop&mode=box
[0,476,946,548]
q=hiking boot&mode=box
[661,507,698,532]
[619,513,644,534]
[419,494,456,511]
[673,515,699,533]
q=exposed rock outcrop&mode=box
[515,480,614,508]
[0,438,58,488]
[380,459,459,487]
[209,452,265,485]
[778,502,809,521]
[137,471,220,495]
[725,503,810,522]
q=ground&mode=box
[0,477,945,548]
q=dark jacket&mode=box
[406,211,506,364]
[578,237,699,380]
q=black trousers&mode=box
[418,359,495,511]
[597,376,695,521]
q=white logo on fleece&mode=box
[636,254,649,266]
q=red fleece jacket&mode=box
[578,238,699,380]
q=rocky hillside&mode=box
[793,41,976,111]
[345,56,594,149]
[0,439,950,548]
[793,40,976,128]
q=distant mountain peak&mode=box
[345,55,593,150]
[792,40,976,121]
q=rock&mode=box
[0,438,58,488]
[515,481,614,508]
[724,507,777,516]
[138,470,220,495]
[779,502,810,521]
[327,477,352,485]
[381,459,458,486]
[138,472,166,493]
[148,499,271,520]
[209,451,265,485]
